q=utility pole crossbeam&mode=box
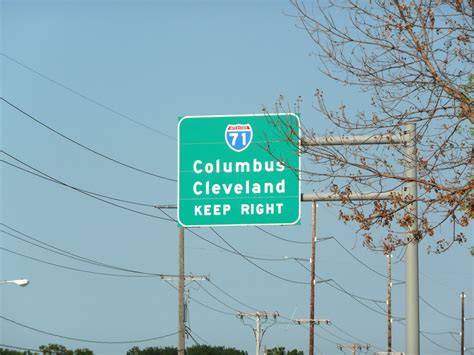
[238,312,279,355]
[337,344,370,355]
[160,276,209,282]
[293,319,331,325]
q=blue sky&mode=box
[0,1,472,354]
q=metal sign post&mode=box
[303,124,419,355]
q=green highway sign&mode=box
[177,113,301,227]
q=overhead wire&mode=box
[331,323,383,351]
[197,283,242,313]
[0,52,175,140]
[0,314,178,344]
[208,280,260,312]
[185,327,210,346]
[3,150,463,343]
[1,97,176,181]
[0,246,158,278]
[292,257,392,313]
[2,95,465,352]
[163,280,235,317]
[0,223,169,277]
[0,344,48,354]
[156,207,311,264]
[330,237,403,282]
[209,227,308,285]
[255,209,464,324]
[254,226,311,244]
[420,296,461,321]
[4,151,450,323]
[1,153,173,221]
[185,327,201,346]
[172,275,386,354]
[163,207,402,319]
[420,332,459,353]
[316,323,383,351]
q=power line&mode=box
[324,279,399,319]
[254,226,311,244]
[198,283,242,313]
[185,327,210,346]
[304,233,463,323]
[1,154,173,221]
[327,279,386,305]
[0,229,156,277]
[0,343,47,354]
[420,332,459,353]
[330,237,403,282]
[331,323,383,351]
[0,52,175,140]
[156,208,310,263]
[2,154,157,208]
[185,327,201,346]
[1,97,176,181]
[163,279,235,317]
[292,258,392,314]
[1,150,164,211]
[0,246,158,278]
[298,321,340,349]
[316,323,383,351]
[0,314,179,344]
[420,296,461,321]
[210,227,309,285]
[208,280,260,312]
[0,223,167,277]
[174,277,385,354]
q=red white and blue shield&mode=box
[225,124,253,152]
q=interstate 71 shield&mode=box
[225,124,253,152]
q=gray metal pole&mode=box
[405,123,419,355]
[387,253,392,353]
[461,292,465,355]
[256,314,261,355]
[178,227,185,355]
[309,202,317,355]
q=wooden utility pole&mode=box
[309,201,317,355]
[461,291,465,355]
[387,252,392,352]
[337,344,369,355]
[154,206,208,355]
[160,271,208,354]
